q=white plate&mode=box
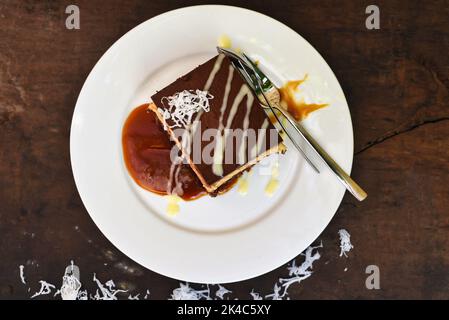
[70,5,353,283]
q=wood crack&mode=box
[355,116,449,155]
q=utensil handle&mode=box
[275,104,367,201]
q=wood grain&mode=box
[0,0,448,299]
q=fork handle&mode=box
[274,104,367,201]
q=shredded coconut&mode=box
[265,283,283,300]
[215,284,232,300]
[250,289,263,300]
[170,283,211,300]
[19,265,26,284]
[159,89,213,129]
[18,231,355,300]
[31,280,56,299]
[338,229,354,257]
[128,293,140,300]
[266,243,323,300]
[59,261,81,300]
[91,274,127,300]
[77,290,88,300]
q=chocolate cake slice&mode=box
[150,54,286,193]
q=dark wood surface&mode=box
[1,0,448,299]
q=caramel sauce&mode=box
[122,104,239,201]
[122,104,206,201]
[279,75,328,121]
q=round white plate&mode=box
[70,5,353,283]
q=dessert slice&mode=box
[150,54,286,193]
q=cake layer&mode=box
[151,54,284,192]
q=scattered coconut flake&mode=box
[266,243,323,300]
[344,267,348,272]
[170,283,211,300]
[128,293,140,300]
[265,283,283,300]
[91,273,127,300]
[215,284,232,300]
[60,277,81,300]
[160,90,213,129]
[250,289,263,300]
[19,265,26,284]
[59,261,81,300]
[31,280,56,299]
[77,290,88,300]
[105,280,116,291]
[19,233,352,300]
[338,229,354,257]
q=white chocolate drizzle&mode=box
[167,155,182,195]
[238,92,254,165]
[164,55,226,206]
[204,54,225,91]
[264,160,280,197]
[184,53,226,151]
[250,119,270,159]
[166,195,181,216]
[212,84,253,176]
[237,171,252,196]
[211,64,235,176]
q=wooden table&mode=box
[1,0,448,299]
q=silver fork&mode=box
[217,47,367,201]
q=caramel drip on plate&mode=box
[279,75,328,121]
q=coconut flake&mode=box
[77,290,88,300]
[250,289,263,300]
[265,283,283,300]
[215,284,232,300]
[19,265,26,285]
[338,229,354,257]
[91,274,127,300]
[18,233,351,300]
[160,89,213,129]
[266,243,323,300]
[31,281,56,299]
[60,261,81,300]
[170,283,211,300]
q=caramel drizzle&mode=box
[279,75,328,121]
